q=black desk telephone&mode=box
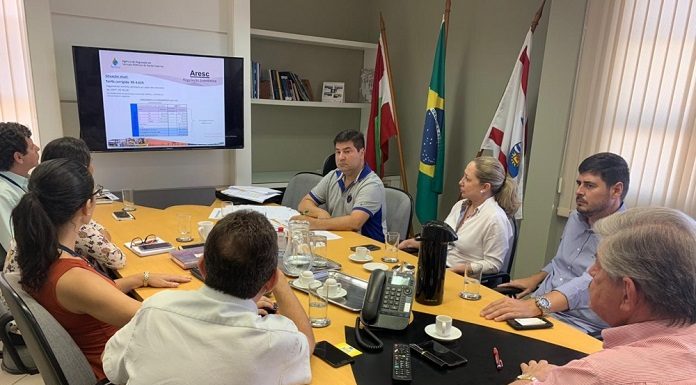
[354,269,416,351]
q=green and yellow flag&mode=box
[415,15,447,224]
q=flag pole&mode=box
[476,0,545,159]
[379,13,409,194]
[531,0,546,33]
[444,0,451,43]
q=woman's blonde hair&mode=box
[472,156,520,217]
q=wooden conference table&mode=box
[93,201,602,385]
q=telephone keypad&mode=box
[380,285,412,317]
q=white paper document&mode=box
[220,186,282,203]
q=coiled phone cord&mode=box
[353,317,384,352]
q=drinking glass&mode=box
[220,201,234,217]
[308,281,330,328]
[382,231,400,263]
[459,261,483,300]
[122,189,136,211]
[176,214,194,242]
[309,234,328,268]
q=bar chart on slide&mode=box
[130,103,189,137]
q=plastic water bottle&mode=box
[276,226,287,263]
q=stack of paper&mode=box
[220,186,282,203]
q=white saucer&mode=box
[424,324,462,341]
[363,262,388,272]
[316,286,348,299]
[292,279,320,289]
[348,253,373,263]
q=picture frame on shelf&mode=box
[359,69,374,102]
[322,81,345,103]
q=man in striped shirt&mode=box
[510,207,696,384]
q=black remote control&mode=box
[392,343,412,382]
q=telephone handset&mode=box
[355,269,415,351]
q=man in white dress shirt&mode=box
[103,211,315,385]
[0,122,40,253]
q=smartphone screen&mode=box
[313,341,354,368]
[112,210,133,220]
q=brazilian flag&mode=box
[415,17,447,224]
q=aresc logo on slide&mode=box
[111,58,121,68]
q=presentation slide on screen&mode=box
[99,50,226,149]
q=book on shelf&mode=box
[260,80,271,99]
[251,61,260,99]
[261,68,313,101]
[169,246,204,269]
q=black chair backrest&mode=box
[321,154,336,176]
[0,273,97,385]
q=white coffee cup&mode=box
[355,246,370,260]
[324,278,342,297]
[436,315,453,337]
[197,221,215,241]
[299,270,314,286]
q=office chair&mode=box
[321,154,336,176]
[0,273,101,385]
[384,186,413,238]
[482,218,520,289]
[281,172,324,210]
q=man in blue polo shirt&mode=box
[293,130,387,242]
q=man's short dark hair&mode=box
[579,152,630,200]
[0,122,32,171]
[334,130,365,150]
[41,137,91,167]
[203,210,277,298]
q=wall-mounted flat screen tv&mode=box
[72,46,243,152]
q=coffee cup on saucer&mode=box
[355,246,370,260]
[436,315,453,337]
[298,270,315,287]
[198,221,214,241]
[324,278,342,297]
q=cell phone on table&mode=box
[313,341,354,368]
[139,242,172,250]
[506,317,553,330]
[409,340,467,368]
[112,210,134,221]
[350,244,381,252]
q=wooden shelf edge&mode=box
[251,28,376,51]
[251,99,369,109]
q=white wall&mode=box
[25,0,251,190]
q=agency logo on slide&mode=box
[111,57,121,68]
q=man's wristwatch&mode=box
[535,296,551,316]
[516,373,538,381]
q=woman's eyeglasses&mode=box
[131,234,157,246]
[92,184,104,197]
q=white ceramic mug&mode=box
[355,246,370,260]
[324,278,342,296]
[299,270,314,286]
[436,315,453,337]
[197,221,215,241]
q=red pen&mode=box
[493,347,503,370]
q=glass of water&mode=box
[459,261,483,300]
[175,213,194,242]
[382,231,400,263]
[308,281,330,328]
